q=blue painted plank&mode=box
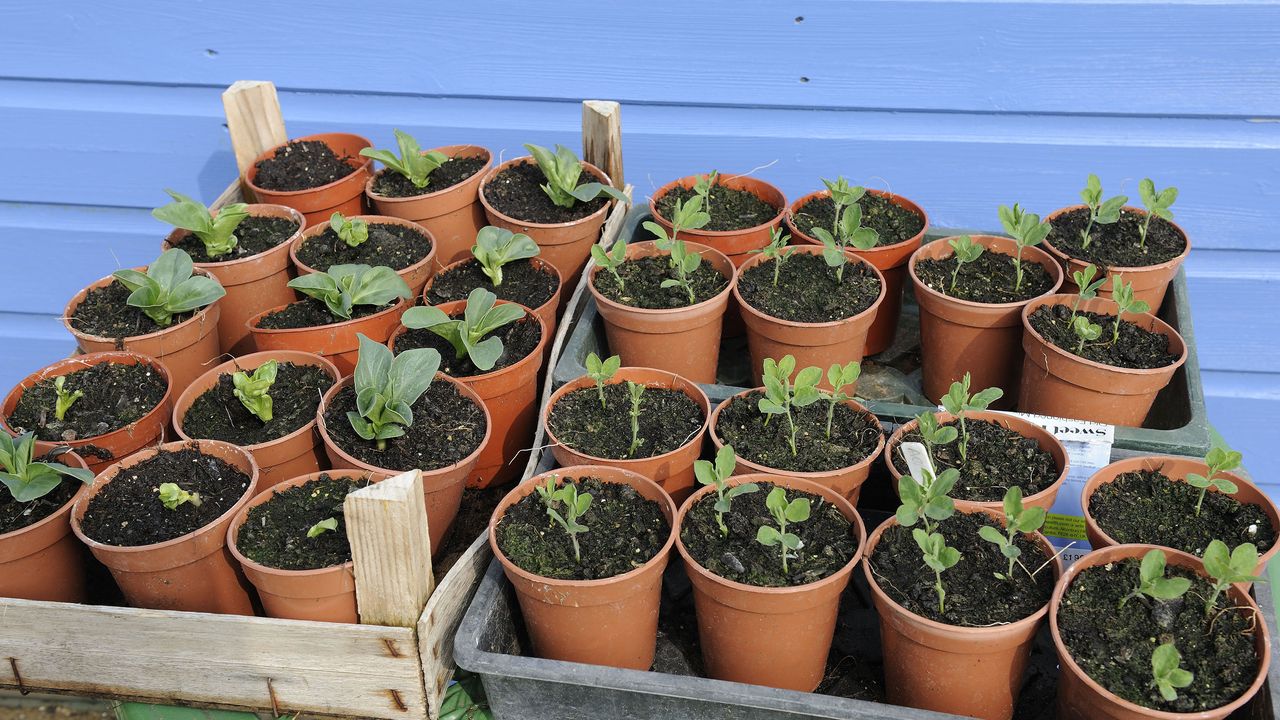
[1203,372,1280,499]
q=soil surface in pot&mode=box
[656,183,777,232]
[78,447,252,547]
[716,391,880,473]
[1089,469,1277,556]
[297,222,432,271]
[871,512,1054,625]
[1047,208,1186,268]
[547,383,703,460]
[394,314,541,377]
[1028,304,1178,369]
[1057,556,1258,712]
[181,362,335,446]
[371,155,487,198]
[70,280,197,339]
[485,162,607,224]
[737,253,881,322]
[495,475,668,581]
[171,215,300,264]
[322,382,486,471]
[236,473,372,570]
[915,250,1055,304]
[682,481,857,587]
[426,258,558,311]
[255,298,390,330]
[253,140,359,192]
[894,419,1059,502]
[791,194,926,248]
[8,361,167,443]
[593,256,728,310]
[0,452,85,534]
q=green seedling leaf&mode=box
[0,432,93,503]
[1137,178,1178,248]
[695,444,757,536]
[346,334,441,450]
[402,287,525,371]
[113,249,226,327]
[1078,174,1128,249]
[53,376,83,422]
[360,129,449,189]
[1118,548,1191,608]
[473,226,538,287]
[288,264,410,320]
[525,143,628,208]
[584,352,621,409]
[330,211,369,248]
[152,189,248,258]
[307,517,339,538]
[1152,642,1194,702]
[1202,539,1265,612]
[157,482,201,511]
[231,359,277,423]
[756,486,810,572]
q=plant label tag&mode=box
[900,442,936,486]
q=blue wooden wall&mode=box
[3,1,1278,487]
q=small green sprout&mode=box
[0,432,94,503]
[1187,445,1242,517]
[584,352,620,409]
[896,466,959,535]
[946,235,986,292]
[823,361,861,439]
[914,527,962,614]
[977,486,1047,580]
[939,373,1004,464]
[307,517,338,538]
[359,129,449,189]
[401,287,526,372]
[152,189,249,259]
[756,486,810,574]
[626,381,646,458]
[157,482,202,511]
[1069,263,1108,321]
[1138,178,1177,249]
[1202,540,1265,613]
[524,144,629,209]
[692,170,719,217]
[113,248,227,327]
[914,411,958,461]
[347,334,442,450]
[535,475,592,563]
[811,187,878,283]
[1108,275,1150,343]
[1152,642,1194,702]
[330,212,369,248]
[1078,174,1128,249]
[288,264,411,320]
[694,445,758,536]
[589,240,629,290]
[231,359,277,423]
[758,355,823,456]
[53,376,83,422]
[1118,548,1191,609]
[473,226,539,287]
[998,204,1051,293]
[1071,315,1103,354]
[750,227,796,287]
[647,197,710,304]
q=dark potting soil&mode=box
[870,512,1055,625]
[78,447,252,547]
[1047,207,1186,268]
[254,298,390,330]
[180,362,335,446]
[715,391,881,473]
[235,473,372,570]
[484,162,608,224]
[495,475,668,581]
[8,361,167,443]
[592,255,728,310]
[1089,469,1277,557]
[791,193,925,247]
[894,419,1059,502]
[296,222,432,272]
[252,140,359,192]
[321,382,486,471]
[1057,557,1259,712]
[0,452,83,534]
[1028,304,1178,369]
[370,155,487,198]
[169,215,300,264]
[69,280,195,340]
[681,481,857,587]
[393,313,541,377]
[737,252,881,323]
[914,250,1055,304]
[426,258,559,311]
[655,183,778,232]
[547,383,704,460]
[434,484,510,579]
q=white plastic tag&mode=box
[900,441,937,486]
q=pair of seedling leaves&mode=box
[582,353,650,458]
[112,248,227,328]
[1065,263,1150,351]
[916,372,1005,464]
[0,432,94,504]
[1077,174,1178,250]
[808,177,879,283]
[524,143,629,209]
[535,475,593,564]
[757,355,863,456]
[360,129,451,190]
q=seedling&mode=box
[626,381,646,458]
[1138,178,1177,249]
[939,373,1004,464]
[1186,445,1242,517]
[330,212,369,248]
[0,432,93,503]
[896,466,959,535]
[589,240,628,290]
[346,334,441,450]
[473,226,538,287]
[756,486,810,573]
[535,475,592,563]
[758,355,823,455]
[151,189,249,258]
[1108,275,1150,343]
[1078,174,1128,249]
[811,190,878,282]
[946,235,985,292]
[307,517,338,538]
[750,227,796,287]
[914,411,958,460]
[157,482,202,510]
[53,376,83,422]
[1118,548,1191,608]
[823,361,861,438]
[914,527,962,614]
[359,129,449,189]
[1069,264,1107,321]
[978,486,1048,580]
[524,143,628,208]
[1152,642,1194,702]
[287,263,410,320]
[1202,540,1265,612]
[998,204,1051,292]
[231,359,277,423]
[401,287,525,372]
[646,197,711,304]
[113,248,226,327]
[692,170,719,217]
[694,445,758,536]
[1071,315,1103,353]
[584,352,620,409]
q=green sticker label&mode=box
[1045,513,1087,541]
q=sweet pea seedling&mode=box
[812,202,878,283]
[756,486,810,574]
[590,239,628,290]
[0,432,94,503]
[288,264,410,320]
[626,380,646,458]
[401,287,525,372]
[1202,540,1265,613]
[914,410,958,460]
[157,482,202,510]
[823,361,861,439]
[749,227,795,287]
[946,235,985,292]
[1078,173,1128,249]
[53,376,83,422]
[473,226,539,287]
[940,373,1004,464]
[818,177,877,248]
[330,212,369,248]
[896,466,959,535]
[1187,445,1242,517]
[1152,642,1194,702]
[152,189,249,259]
[1069,264,1108,321]
[647,196,711,304]
[307,517,338,538]
[692,170,719,217]
[359,129,449,189]
[346,334,441,450]
[1108,275,1150,343]
[113,249,227,327]
[998,204,1051,293]
[978,486,1047,580]
[524,143,629,209]
[694,445,758,536]
[584,352,620,409]
[1071,315,1103,354]
[758,355,823,455]
[1138,178,1178,250]
[231,359,277,423]
[1119,548,1191,608]
[535,475,592,563]
[914,527,962,614]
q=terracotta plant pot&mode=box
[1050,544,1270,720]
[675,474,867,691]
[64,270,221,395]
[227,469,385,622]
[244,133,374,226]
[422,255,563,340]
[1081,456,1280,577]
[490,465,677,669]
[479,157,618,285]
[70,439,260,614]
[0,444,90,602]
[543,367,710,504]
[1,352,173,474]
[884,410,1070,514]
[173,351,339,489]
[865,510,1062,720]
[365,144,492,268]
[1019,294,1188,426]
[163,204,306,355]
[316,374,490,555]
[587,241,736,384]
[786,188,929,355]
[1043,205,1191,311]
[388,300,547,488]
[649,175,787,267]
[290,215,438,296]
[909,235,1064,407]
[733,244,886,387]
[246,297,410,376]
[707,389,885,505]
